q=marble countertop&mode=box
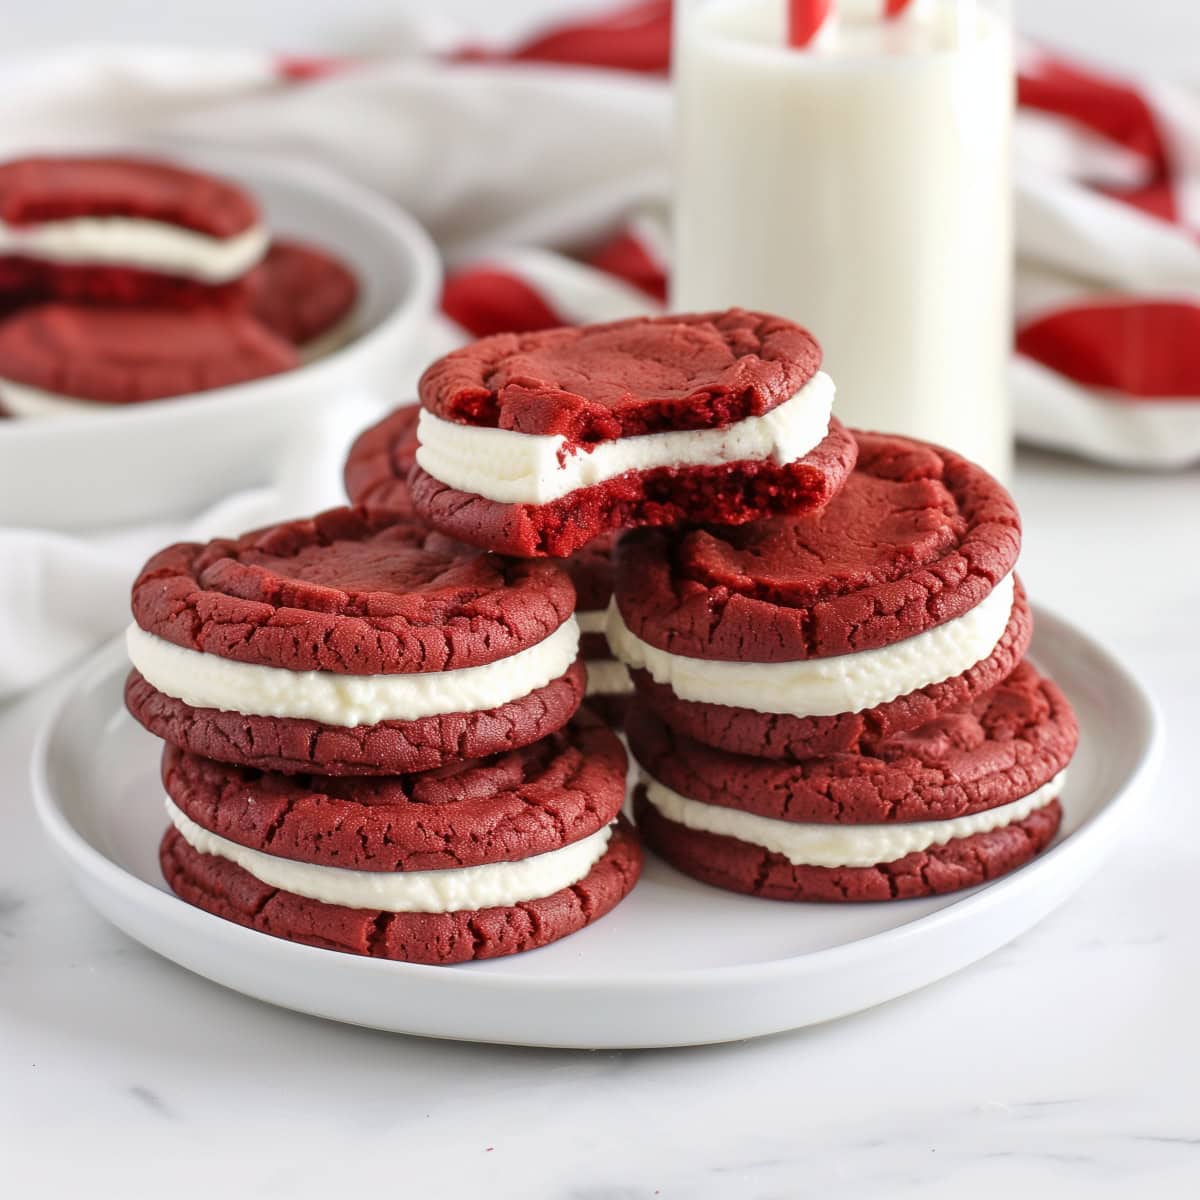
[1,447,1197,1197]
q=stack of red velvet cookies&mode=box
[129,307,1078,968]
[0,155,358,417]
[348,308,1076,905]
[125,509,642,964]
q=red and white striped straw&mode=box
[788,0,917,48]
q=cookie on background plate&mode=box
[250,238,358,361]
[343,402,422,519]
[344,406,634,726]
[609,431,1030,759]
[629,660,1077,902]
[0,304,296,415]
[160,710,643,963]
[408,309,857,557]
[0,155,267,306]
[125,507,585,775]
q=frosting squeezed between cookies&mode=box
[166,797,615,912]
[413,371,835,505]
[607,573,1016,717]
[639,768,1067,869]
[0,216,268,281]
[126,617,581,727]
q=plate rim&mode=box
[31,604,1164,1002]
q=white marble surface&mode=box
[1,448,1197,1196]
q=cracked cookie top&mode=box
[161,709,627,870]
[628,662,1076,825]
[615,431,1021,662]
[131,506,575,675]
[417,308,822,448]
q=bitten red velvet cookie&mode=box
[125,507,585,775]
[345,407,634,727]
[343,403,422,518]
[609,431,1028,759]
[249,239,358,360]
[630,661,1076,901]
[0,155,267,306]
[0,304,296,414]
[159,711,643,964]
[409,309,857,556]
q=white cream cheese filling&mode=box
[584,659,635,698]
[167,797,614,913]
[607,572,1015,718]
[640,769,1066,869]
[0,216,268,281]
[127,618,580,728]
[414,371,835,505]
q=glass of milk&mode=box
[673,0,1014,478]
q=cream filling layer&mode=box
[584,659,634,697]
[167,797,614,913]
[0,216,268,281]
[127,618,580,728]
[413,372,836,505]
[607,573,1015,718]
[641,770,1066,869]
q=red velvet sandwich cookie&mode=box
[609,431,1030,760]
[343,403,422,519]
[250,239,358,361]
[159,711,643,963]
[125,507,585,775]
[630,660,1076,901]
[0,303,296,414]
[0,155,267,305]
[409,309,857,557]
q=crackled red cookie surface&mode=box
[630,661,1075,901]
[409,309,857,556]
[343,403,422,518]
[0,304,296,412]
[0,155,266,305]
[125,507,584,774]
[158,711,643,963]
[609,431,1024,757]
[250,239,358,358]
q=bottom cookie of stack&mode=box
[629,662,1077,902]
[159,712,642,963]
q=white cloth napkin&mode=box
[2,1,1198,700]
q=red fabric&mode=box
[455,0,671,75]
[1018,54,1177,224]
[587,229,668,301]
[1017,302,1200,399]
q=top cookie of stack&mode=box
[406,309,858,556]
[0,155,359,415]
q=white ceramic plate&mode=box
[33,607,1160,1049]
[0,147,440,530]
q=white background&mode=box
[0,0,1197,81]
[1,2,1198,1197]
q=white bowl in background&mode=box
[0,147,440,531]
